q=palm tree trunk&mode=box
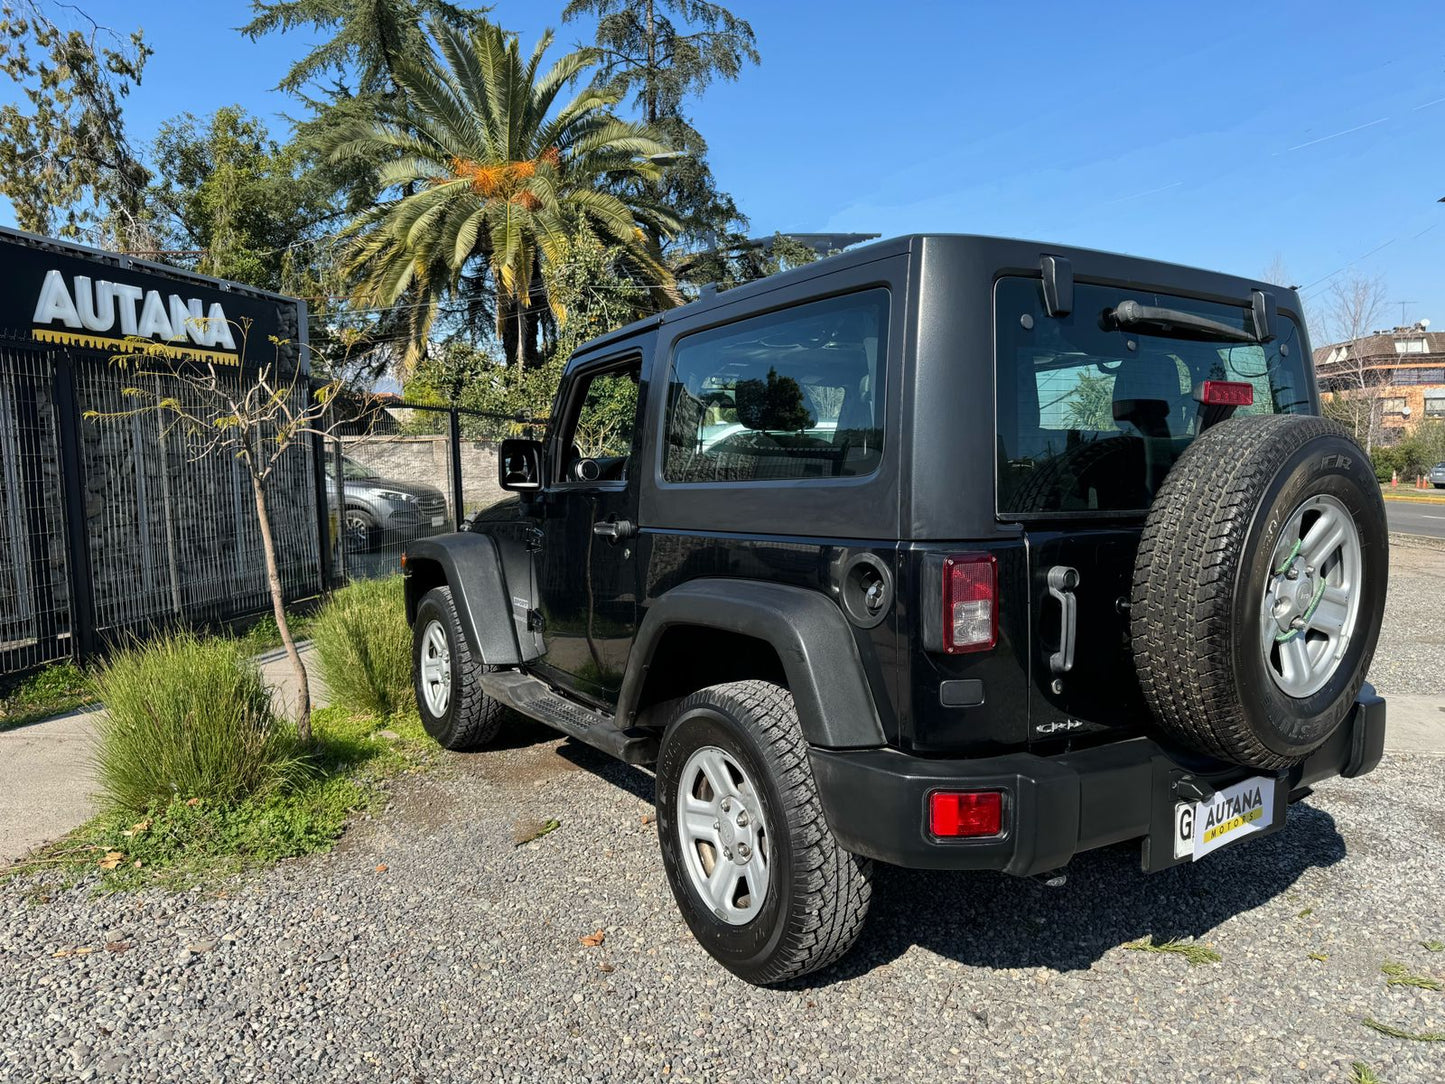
[514,299,526,389]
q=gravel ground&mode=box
[1370,537,1445,697]
[3,719,1444,1084]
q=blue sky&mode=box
[12,0,1445,339]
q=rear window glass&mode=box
[663,289,889,484]
[995,277,1311,517]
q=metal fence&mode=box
[0,339,537,676]
[323,399,535,583]
[1,338,324,675]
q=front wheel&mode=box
[655,680,872,985]
[412,585,506,751]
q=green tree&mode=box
[1064,370,1117,431]
[331,18,678,380]
[148,107,331,294]
[0,1,152,246]
[562,0,757,267]
[241,0,491,98]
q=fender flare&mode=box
[404,534,524,666]
[616,579,886,749]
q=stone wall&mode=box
[339,435,508,517]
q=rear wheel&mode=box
[412,585,506,751]
[655,680,872,985]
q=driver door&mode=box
[532,354,645,705]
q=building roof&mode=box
[1313,324,1445,370]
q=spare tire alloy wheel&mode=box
[1131,415,1387,770]
[1259,494,1363,698]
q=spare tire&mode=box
[1130,414,1387,769]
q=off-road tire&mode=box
[655,680,873,985]
[1131,414,1387,769]
[412,585,506,751]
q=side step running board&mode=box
[479,670,659,766]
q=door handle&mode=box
[592,518,636,542]
[1047,565,1079,675]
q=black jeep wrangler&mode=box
[403,235,1388,985]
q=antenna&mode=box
[1394,300,1418,324]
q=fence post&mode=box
[448,407,464,529]
[51,352,97,664]
[311,426,333,593]
[331,431,348,584]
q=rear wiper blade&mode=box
[1105,299,1258,344]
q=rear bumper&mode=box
[808,688,1386,876]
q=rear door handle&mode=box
[1047,565,1079,675]
[592,518,636,542]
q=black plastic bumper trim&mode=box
[808,689,1386,877]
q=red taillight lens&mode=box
[1197,380,1254,407]
[929,791,1003,838]
[942,553,997,654]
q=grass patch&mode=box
[0,662,94,730]
[1124,936,1222,966]
[92,632,307,811]
[1363,1017,1445,1042]
[1309,952,1330,962]
[1349,1062,1381,1084]
[311,577,414,717]
[1424,940,1445,953]
[1382,961,1444,991]
[234,609,317,655]
[7,706,434,890]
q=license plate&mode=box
[1173,775,1276,861]
[431,515,445,527]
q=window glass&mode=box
[664,289,889,483]
[558,363,640,483]
[995,277,1311,516]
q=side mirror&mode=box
[499,438,544,492]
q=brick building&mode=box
[1313,320,1445,444]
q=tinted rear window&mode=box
[995,276,1311,517]
[663,289,889,484]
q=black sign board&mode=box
[0,232,302,373]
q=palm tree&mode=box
[332,18,679,377]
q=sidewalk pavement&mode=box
[0,660,1440,868]
[0,645,325,867]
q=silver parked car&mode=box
[1430,462,1445,489]
[324,455,450,551]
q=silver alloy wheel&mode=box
[419,619,452,716]
[1259,493,1363,698]
[344,511,370,551]
[675,745,770,925]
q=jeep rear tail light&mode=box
[1196,380,1254,407]
[942,553,997,654]
[929,791,1003,838]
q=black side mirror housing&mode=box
[499,438,545,492]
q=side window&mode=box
[557,361,641,483]
[663,289,890,483]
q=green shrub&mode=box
[1371,445,1405,483]
[92,631,308,813]
[311,576,415,717]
